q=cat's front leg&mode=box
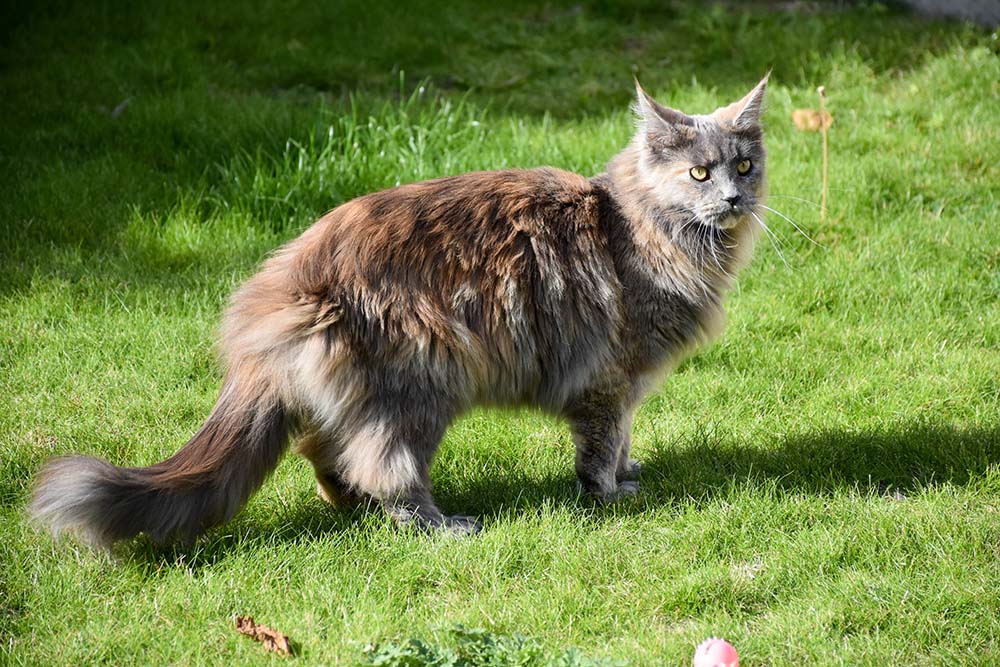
[614,410,642,482]
[568,398,639,502]
[615,426,642,482]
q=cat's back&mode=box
[220,166,620,406]
[300,167,597,282]
[225,167,609,336]
[286,167,605,297]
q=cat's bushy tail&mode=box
[29,361,290,549]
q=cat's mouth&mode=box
[702,206,748,230]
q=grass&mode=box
[2,1,999,665]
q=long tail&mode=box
[29,363,290,549]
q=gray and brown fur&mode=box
[30,77,770,547]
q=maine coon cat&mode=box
[31,76,769,547]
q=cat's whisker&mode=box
[757,204,823,247]
[754,213,787,249]
[671,215,700,243]
[766,194,821,208]
[749,210,789,268]
[691,226,704,270]
[712,244,735,281]
[673,223,693,244]
[690,225,712,296]
[709,233,721,269]
[707,229,730,276]
[677,216,705,268]
[705,228,717,268]
[703,226,737,285]
[700,226,713,273]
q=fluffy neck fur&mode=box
[600,139,759,305]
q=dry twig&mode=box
[818,85,829,224]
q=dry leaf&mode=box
[235,615,293,656]
[791,108,833,131]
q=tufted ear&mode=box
[713,74,769,131]
[634,79,696,146]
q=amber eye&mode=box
[737,159,752,175]
[689,166,710,182]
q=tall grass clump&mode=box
[209,86,491,231]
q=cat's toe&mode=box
[392,510,481,536]
[441,515,482,536]
[615,480,640,497]
[316,481,337,505]
[316,479,362,508]
[617,459,642,482]
[587,480,640,504]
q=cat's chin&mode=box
[702,212,745,231]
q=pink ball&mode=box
[692,637,739,667]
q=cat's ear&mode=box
[713,73,769,131]
[634,79,696,146]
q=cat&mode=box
[30,76,769,548]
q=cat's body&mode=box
[31,77,769,547]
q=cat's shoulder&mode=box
[389,167,601,230]
[523,166,597,200]
[425,166,595,201]
[528,167,602,230]
[500,167,602,230]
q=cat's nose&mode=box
[723,193,742,207]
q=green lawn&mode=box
[2,1,999,665]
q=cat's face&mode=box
[634,77,768,230]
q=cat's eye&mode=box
[737,159,752,175]
[689,166,710,182]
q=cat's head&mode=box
[632,76,769,230]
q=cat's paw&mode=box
[617,459,642,482]
[397,510,483,536]
[440,515,483,536]
[612,480,640,499]
[585,480,640,504]
[316,481,337,505]
[316,479,362,508]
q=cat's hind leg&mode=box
[337,408,481,536]
[296,430,362,508]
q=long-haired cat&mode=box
[31,76,769,547]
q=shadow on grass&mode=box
[121,420,1000,571]
[448,420,1000,513]
[2,0,988,283]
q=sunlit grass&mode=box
[2,2,999,666]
